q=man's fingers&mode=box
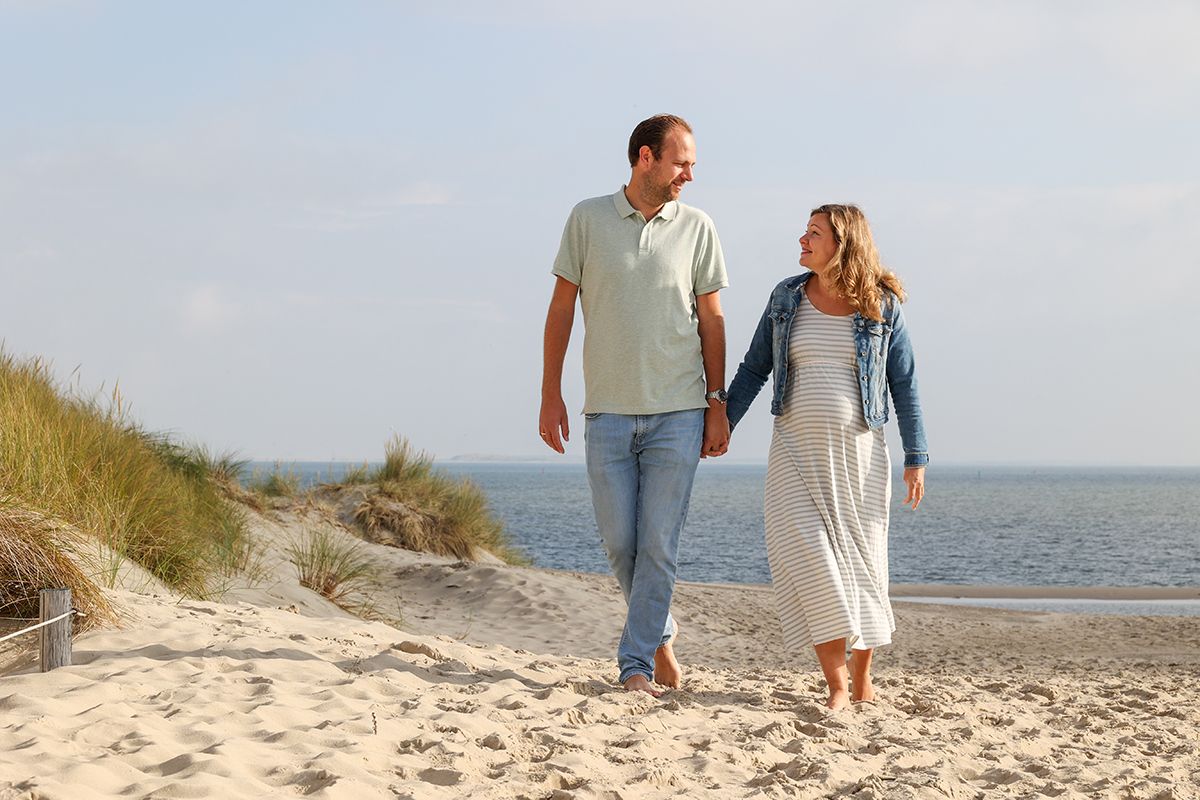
[539,416,566,453]
[561,418,570,442]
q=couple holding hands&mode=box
[539,114,928,710]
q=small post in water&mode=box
[39,588,72,672]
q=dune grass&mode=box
[351,436,526,564]
[247,463,301,498]
[285,526,378,608]
[0,352,251,600]
[335,462,373,486]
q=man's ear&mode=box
[638,144,655,168]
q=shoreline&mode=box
[673,577,1200,601]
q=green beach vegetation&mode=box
[246,463,301,498]
[336,436,527,566]
[285,526,378,610]
[0,353,251,618]
[1,351,523,641]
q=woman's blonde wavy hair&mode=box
[810,204,905,321]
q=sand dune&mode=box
[2,508,1198,799]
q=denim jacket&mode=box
[726,272,929,468]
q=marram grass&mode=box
[352,436,526,565]
[0,352,250,599]
[285,526,378,607]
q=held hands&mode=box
[701,402,730,458]
[902,467,926,510]
[538,394,570,454]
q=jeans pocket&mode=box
[585,412,601,420]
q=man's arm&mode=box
[696,290,729,458]
[539,276,579,453]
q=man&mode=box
[539,114,730,697]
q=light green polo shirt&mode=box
[552,186,729,415]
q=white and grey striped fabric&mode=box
[764,290,895,653]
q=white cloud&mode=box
[181,285,238,333]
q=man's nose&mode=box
[683,165,694,181]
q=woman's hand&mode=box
[902,467,925,510]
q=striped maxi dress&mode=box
[764,289,895,653]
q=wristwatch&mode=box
[705,388,728,404]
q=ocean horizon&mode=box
[245,460,1200,615]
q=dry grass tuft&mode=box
[0,502,116,630]
[343,436,526,564]
[352,493,474,559]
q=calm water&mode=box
[256,461,1200,591]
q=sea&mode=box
[251,461,1200,616]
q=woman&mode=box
[726,204,927,710]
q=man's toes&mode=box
[623,675,662,697]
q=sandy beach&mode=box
[2,507,1198,799]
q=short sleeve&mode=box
[693,217,729,295]
[551,206,584,286]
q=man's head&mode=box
[627,114,696,205]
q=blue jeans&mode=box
[584,409,704,684]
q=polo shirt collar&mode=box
[613,186,679,221]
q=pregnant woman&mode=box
[726,204,928,710]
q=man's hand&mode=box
[695,290,727,459]
[539,395,570,454]
[701,402,730,458]
[540,276,578,455]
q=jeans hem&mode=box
[618,668,653,685]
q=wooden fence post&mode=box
[39,588,72,672]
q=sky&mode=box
[2,1,1198,466]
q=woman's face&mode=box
[799,214,837,274]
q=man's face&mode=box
[642,128,696,203]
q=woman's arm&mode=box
[726,298,775,431]
[885,301,928,468]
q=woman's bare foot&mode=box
[825,688,851,711]
[653,636,682,689]
[849,648,875,704]
[623,674,663,697]
[851,681,876,703]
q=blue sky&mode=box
[2,1,1198,465]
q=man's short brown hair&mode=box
[627,114,693,167]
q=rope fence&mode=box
[0,589,77,672]
[0,609,79,645]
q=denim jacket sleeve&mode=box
[726,297,774,431]
[885,300,929,467]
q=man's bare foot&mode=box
[623,674,663,697]
[825,688,851,711]
[653,636,682,689]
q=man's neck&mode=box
[624,182,665,221]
